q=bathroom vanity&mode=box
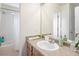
[26,38,79,56]
[27,39,43,56]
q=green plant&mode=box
[75,40,79,49]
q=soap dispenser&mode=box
[59,35,63,46]
[63,35,67,41]
[63,35,68,45]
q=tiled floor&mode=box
[0,45,19,56]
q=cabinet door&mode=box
[33,47,43,56]
[26,40,29,55]
[27,41,43,56]
[27,42,33,56]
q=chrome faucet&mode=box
[49,37,55,44]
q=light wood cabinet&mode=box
[26,41,43,56]
[33,47,43,56]
[27,41,33,56]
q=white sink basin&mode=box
[37,40,59,51]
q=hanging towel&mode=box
[0,36,5,43]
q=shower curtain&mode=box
[0,11,15,47]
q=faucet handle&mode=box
[49,37,55,43]
[45,36,49,41]
[75,33,79,37]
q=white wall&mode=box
[40,3,70,39]
[41,4,53,34]
[52,4,64,39]
[61,4,69,39]
[20,3,40,55]
[61,4,76,40]
[53,12,58,38]
[52,11,62,39]
[69,4,76,41]
[41,3,61,38]
[75,6,79,34]
[52,4,70,39]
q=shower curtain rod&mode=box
[0,8,19,12]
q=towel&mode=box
[0,37,5,43]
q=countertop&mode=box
[27,38,79,56]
